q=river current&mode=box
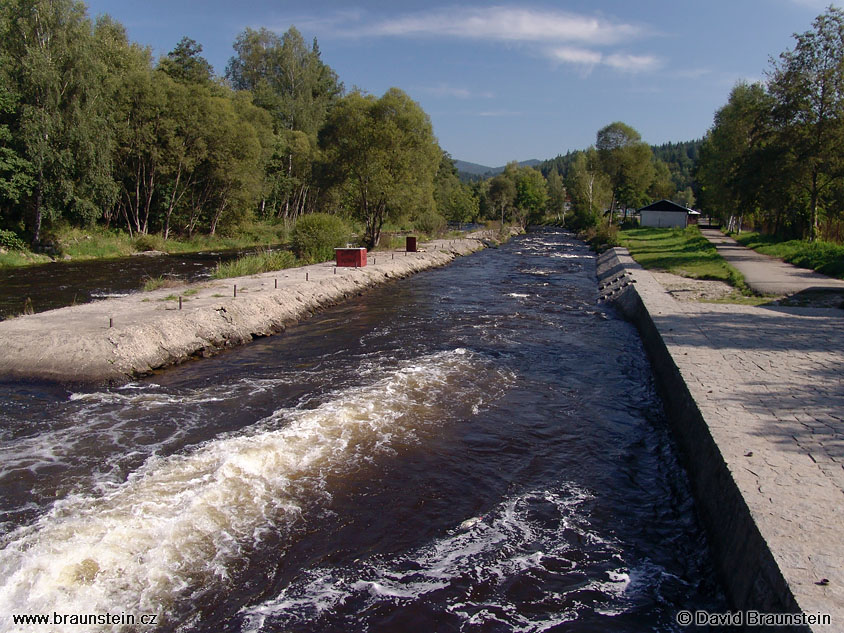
[0,230,725,631]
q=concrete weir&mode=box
[0,232,514,385]
[598,247,844,632]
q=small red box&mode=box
[335,247,367,267]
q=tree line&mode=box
[0,0,483,249]
[697,6,844,241]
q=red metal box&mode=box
[335,247,367,267]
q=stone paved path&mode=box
[701,228,844,295]
[599,248,844,630]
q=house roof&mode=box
[638,199,691,213]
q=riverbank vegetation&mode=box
[732,233,844,279]
[211,250,297,279]
[696,7,844,244]
[0,0,483,268]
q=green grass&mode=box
[141,276,186,292]
[620,226,749,292]
[0,221,290,269]
[732,232,844,279]
[211,249,297,279]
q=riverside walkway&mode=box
[598,247,844,631]
[701,228,844,295]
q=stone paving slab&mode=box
[597,248,843,631]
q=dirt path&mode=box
[0,233,511,384]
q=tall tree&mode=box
[488,172,515,226]
[696,82,773,230]
[768,6,844,240]
[226,26,342,136]
[318,88,439,248]
[596,121,655,217]
[159,37,214,85]
[1,0,117,242]
[545,169,566,222]
[565,146,611,229]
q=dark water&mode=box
[0,230,725,631]
[0,247,276,319]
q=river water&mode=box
[0,230,725,632]
[0,248,276,320]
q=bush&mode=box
[579,222,619,252]
[290,213,351,263]
[133,233,166,252]
[413,211,447,237]
[0,229,27,251]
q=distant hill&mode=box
[455,159,541,181]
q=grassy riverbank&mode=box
[732,232,844,279]
[619,227,749,292]
[0,222,288,269]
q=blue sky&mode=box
[84,0,834,166]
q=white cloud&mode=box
[549,46,603,66]
[299,5,664,74]
[366,6,641,44]
[548,47,661,73]
[604,53,662,73]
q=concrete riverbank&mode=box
[0,231,514,384]
[597,247,843,632]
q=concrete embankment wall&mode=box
[596,248,809,630]
[0,232,514,385]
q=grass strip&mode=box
[619,226,750,293]
[211,250,297,279]
[732,232,844,279]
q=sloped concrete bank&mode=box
[0,231,516,385]
[598,247,842,632]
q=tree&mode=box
[226,26,342,136]
[545,169,566,222]
[696,82,773,231]
[596,122,655,218]
[434,150,478,225]
[1,0,118,242]
[0,63,33,219]
[648,158,675,201]
[768,6,844,240]
[565,146,611,229]
[318,88,440,248]
[488,172,515,226]
[159,37,214,85]
[512,165,548,226]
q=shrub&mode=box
[290,213,351,263]
[413,211,447,237]
[134,233,166,252]
[0,229,27,251]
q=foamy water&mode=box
[0,350,508,632]
[240,485,646,632]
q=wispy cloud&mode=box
[548,47,661,73]
[298,6,663,74]
[363,6,641,44]
[420,83,495,99]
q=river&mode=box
[0,247,279,320]
[0,229,725,632]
